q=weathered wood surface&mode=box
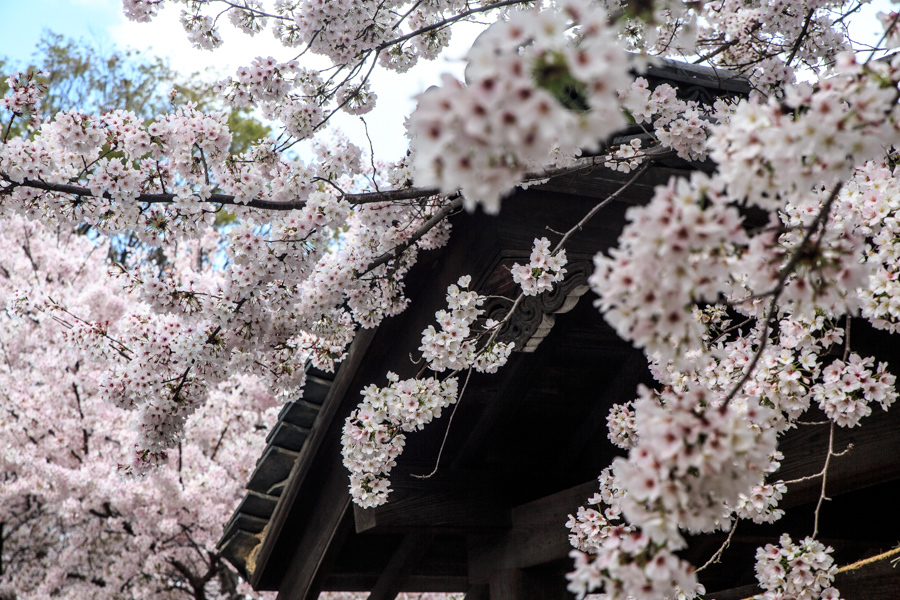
[353,468,513,534]
[778,404,900,507]
[274,453,351,600]
[468,480,598,583]
[489,569,524,600]
[367,533,433,600]
[251,327,377,590]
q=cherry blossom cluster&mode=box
[604,137,645,173]
[410,0,631,212]
[0,214,277,599]
[419,275,515,373]
[734,480,787,524]
[612,384,777,549]
[567,531,700,600]
[117,0,476,149]
[605,401,637,449]
[591,172,747,370]
[341,373,459,507]
[614,78,717,163]
[216,57,314,109]
[420,275,485,371]
[566,467,624,553]
[344,274,520,505]
[2,85,462,471]
[710,53,900,213]
[122,0,162,22]
[1,69,47,120]
[732,450,786,524]
[841,161,900,332]
[738,191,869,323]
[697,0,848,94]
[566,467,702,600]
[510,237,568,296]
[754,534,842,600]
[811,353,897,428]
[670,314,841,429]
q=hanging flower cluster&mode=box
[510,237,568,296]
[811,353,897,428]
[592,172,747,370]
[565,469,703,600]
[344,275,517,505]
[410,0,631,212]
[614,78,718,164]
[754,534,842,600]
[341,374,459,507]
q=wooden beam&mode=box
[252,328,378,590]
[835,547,900,600]
[489,569,523,600]
[451,353,543,470]
[367,533,432,600]
[559,349,648,461]
[300,509,355,600]
[778,404,900,508]
[274,453,351,600]
[468,480,597,583]
[353,467,512,534]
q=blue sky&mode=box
[0,0,125,65]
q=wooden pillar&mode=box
[464,583,490,600]
[367,532,431,600]
[489,569,523,600]
[487,566,574,600]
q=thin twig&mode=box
[373,0,532,52]
[411,368,473,479]
[813,423,835,538]
[696,520,738,572]
[708,317,754,346]
[693,23,763,65]
[551,161,651,254]
[842,314,851,362]
[360,117,382,194]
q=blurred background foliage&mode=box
[1,30,269,154]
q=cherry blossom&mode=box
[510,237,568,296]
[0,214,276,599]
[754,534,842,600]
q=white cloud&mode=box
[107,3,484,160]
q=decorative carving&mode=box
[678,84,716,106]
[480,260,593,353]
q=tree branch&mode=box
[725,181,843,403]
[358,195,463,276]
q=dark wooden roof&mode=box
[217,61,900,600]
